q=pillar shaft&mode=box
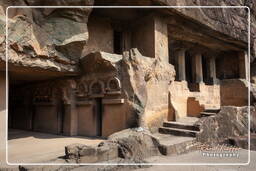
[194,53,203,83]
[175,49,186,81]
[239,51,248,80]
[209,57,216,83]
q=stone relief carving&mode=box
[89,80,105,96]
[107,77,121,91]
[74,77,122,98]
[76,81,88,97]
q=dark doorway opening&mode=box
[95,98,103,136]
[114,31,123,54]
[31,104,36,131]
[185,51,193,84]
[9,84,34,131]
[186,51,200,92]
[169,50,179,81]
[58,101,65,134]
[202,56,212,85]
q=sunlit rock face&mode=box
[0,0,94,72]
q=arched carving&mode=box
[89,80,105,96]
[107,77,121,91]
[76,81,88,97]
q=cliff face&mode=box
[0,0,255,73]
[0,0,93,72]
[155,0,255,61]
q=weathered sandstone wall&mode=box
[83,15,114,56]
[220,79,248,106]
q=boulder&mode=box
[65,142,118,163]
[65,128,161,163]
[108,128,161,161]
[121,49,175,131]
[196,106,250,145]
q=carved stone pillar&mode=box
[174,49,186,81]
[239,51,248,80]
[194,53,203,83]
[62,80,78,136]
[209,57,217,84]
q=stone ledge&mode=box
[76,101,93,106]
[102,99,124,105]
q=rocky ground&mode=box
[0,148,253,171]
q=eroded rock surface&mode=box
[79,49,175,132]
[0,0,93,72]
[121,49,175,130]
[196,106,250,145]
[65,128,160,163]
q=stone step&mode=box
[159,127,199,137]
[204,109,220,113]
[163,121,200,131]
[153,133,198,156]
[200,112,216,117]
[158,138,197,156]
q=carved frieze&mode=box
[107,77,121,91]
[89,80,105,97]
[75,77,122,98]
[76,81,88,97]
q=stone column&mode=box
[239,51,248,80]
[122,31,132,52]
[209,57,217,84]
[62,81,78,136]
[194,53,203,83]
[175,49,186,81]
